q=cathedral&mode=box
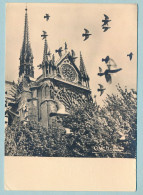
[5,8,91,129]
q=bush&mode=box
[5,85,137,158]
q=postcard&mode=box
[5,3,137,191]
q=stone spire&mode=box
[41,37,54,76]
[79,52,90,88]
[79,52,88,78]
[42,38,49,64]
[19,7,34,78]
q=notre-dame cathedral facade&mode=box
[5,8,91,129]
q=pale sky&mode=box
[6,3,137,104]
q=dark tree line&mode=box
[5,85,137,158]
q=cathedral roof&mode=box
[55,52,70,66]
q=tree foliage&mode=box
[5,85,137,158]
[5,120,68,156]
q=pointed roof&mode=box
[20,7,33,64]
[79,52,88,78]
[42,38,49,64]
[55,52,69,66]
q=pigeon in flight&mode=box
[98,67,122,83]
[127,52,133,61]
[97,84,106,96]
[44,14,50,21]
[41,31,48,40]
[102,14,111,26]
[102,56,117,69]
[102,56,110,64]
[55,47,63,57]
[82,28,92,41]
[102,26,111,32]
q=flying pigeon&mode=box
[102,56,117,70]
[44,14,50,21]
[127,52,133,61]
[97,84,106,96]
[102,14,111,26]
[55,47,63,57]
[98,67,122,83]
[41,31,48,40]
[82,28,92,41]
[102,26,111,32]
[102,56,110,64]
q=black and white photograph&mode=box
[4,3,137,191]
[5,3,137,158]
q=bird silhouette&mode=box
[102,14,111,26]
[127,52,133,61]
[41,31,48,40]
[97,84,106,96]
[104,14,110,20]
[102,26,111,32]
[82,28,92,41]
[55,47,63,57]
[102,56,117,70]
[102,56,110,64]
[44,14,50,21]
[98,67,122,83]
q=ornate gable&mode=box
[56,52,81,85]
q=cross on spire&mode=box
[25,3,27,12]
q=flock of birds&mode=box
[42,13,134,97]
[82,14,111,41]
[97,52,133,96]
[102,14,111,32]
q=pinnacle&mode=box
[80,52,88,77]
[43,38,49,63]
[20,7,33,64]
[19,7,34,78]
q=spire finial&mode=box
[25,3,27,12]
